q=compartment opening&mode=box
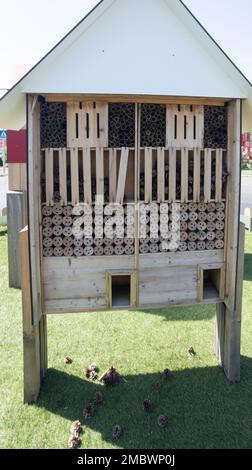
[112,275,131,307]
[203,268,221,300]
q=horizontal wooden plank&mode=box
[42,256,135,282]
[139,266,197,282]
[44,297,107,313]
[139,250,224,269]
[139,289,197,306]
[44,277,106,301]
[45,94,227,106]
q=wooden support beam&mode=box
[195,105,204,148]
[83,147,92,204]
[225,100,241,312]
[96,147,104,204]
[225,222,245,381]
[20,226,47,403]
[109,148,117,203]
[45,149,54,206]
[27,95,42,326]
[59,148,67,205]
[144,148,152,203]
[70,148,79,206]
[39,314,48,379]
[169,148,176,202]
[181,148,189,203]
[67,101,78,147]
[215,149,223,203]
[193,148,201,202]
[46,93,227,106]
[157,147,165,202]
[116,147,129,204]
[204,149,212,202]
[215,303,225,365]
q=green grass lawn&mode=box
[242,169,252,176]
[0,226,252,449]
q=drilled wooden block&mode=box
[40,102,67,148]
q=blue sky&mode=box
[0,0,251,94]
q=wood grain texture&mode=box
[20,226,42,403]
[28,95,43,325]
[59,148,67,205]
[7,191,27,288]
[116,147,129,204]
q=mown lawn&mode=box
[0,227,251,449]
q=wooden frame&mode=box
[44,94,228,106]
[27,95,43,325]
[197,264,225,302]
[23,94,244,395]
[106,271,137,309]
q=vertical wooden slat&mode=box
[169,147,176,202]
[45,148,54,206]
[204,148,212,202]
[95,102,108,148]
[27,95,42,326]
[20,163,27,191]
[59,148,67,205]
[166,104,204,148]
[67,102,78,147]
[8,163,21,191]
[144,148,152,203]
[215,303,225,365]
[195,105,204,147]
[177,105,185,147]
[186,109,194,148]
[116,147,129,204]
[166,105,173,147]
[157,147,165,202]
[225,99,241,311]
[215,149,223,203]
[96,147,104,204]
[70,148,79,206]
[109,148,117,203]
[134,103,138,202]
[83,147,92,204]
[181,148,189,203]
[193,148,201,202]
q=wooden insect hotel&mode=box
[0,0,251,402]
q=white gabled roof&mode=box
[1,0,252,130]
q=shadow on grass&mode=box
[244,254,252,282]
[37,356,252,449]
[0,228,7,236]
[137,304,215,322]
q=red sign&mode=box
[7,130,27,163]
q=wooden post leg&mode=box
[20,226,47,402]
[220,223,245,382]
[215,303,225,366]
[39,314,48,381]
[223,306,241,382]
